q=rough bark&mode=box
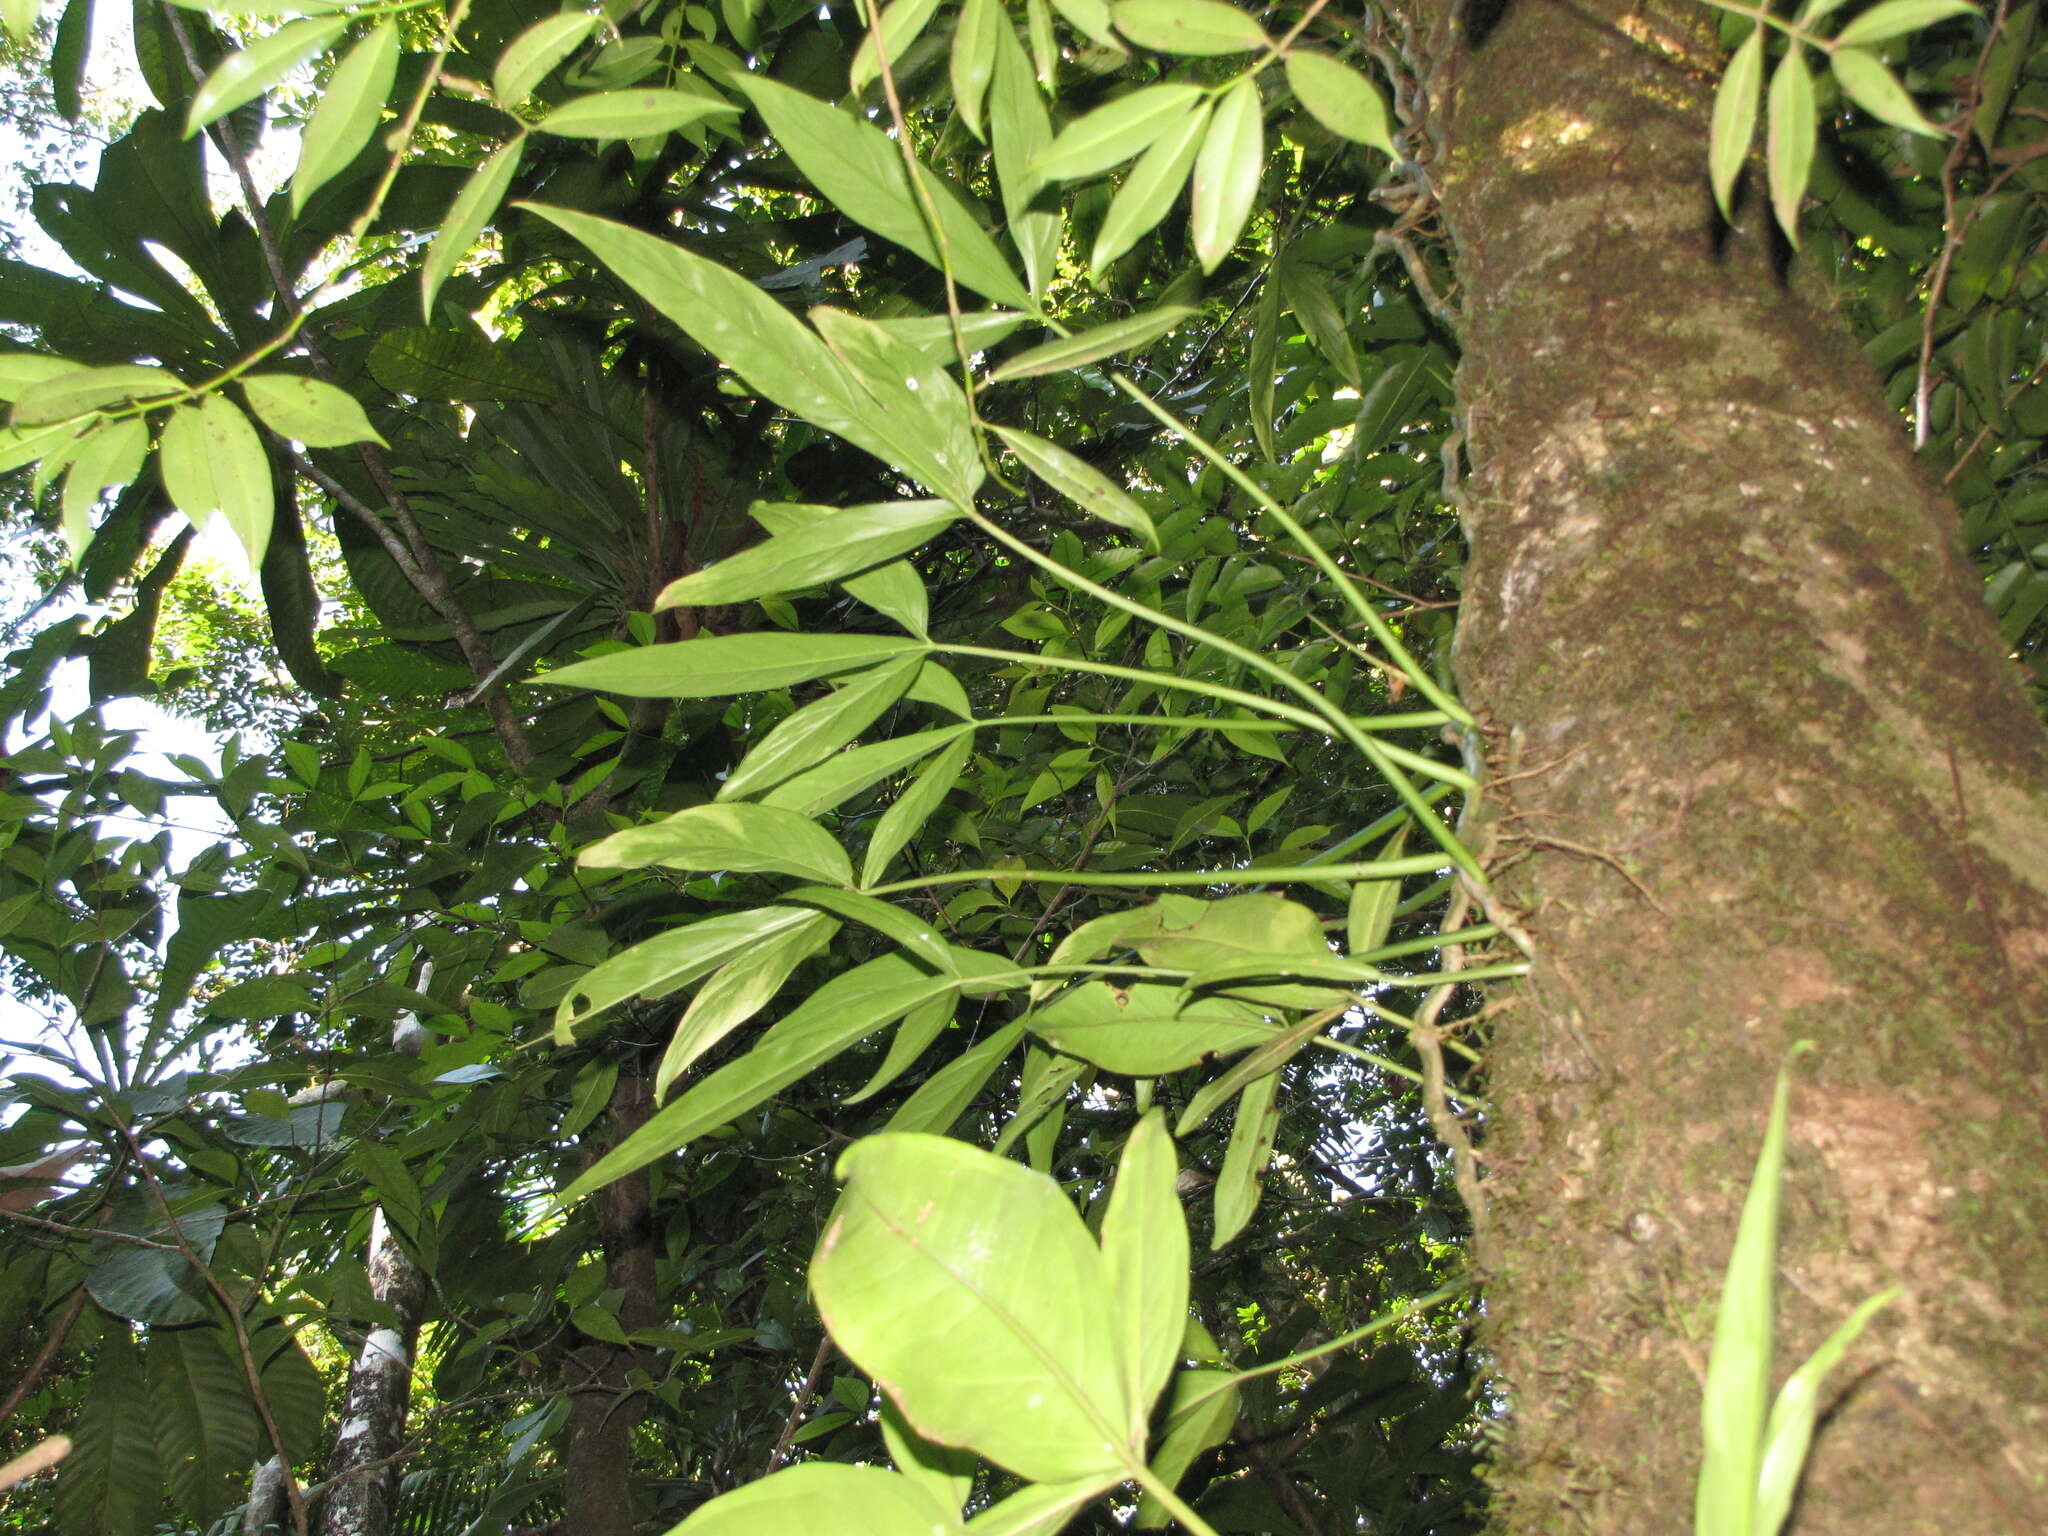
[1410,1,2048,1530]
[560,1070,663,1536]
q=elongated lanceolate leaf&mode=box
[544,632,927,698]
[760,723,970,819]
[160,396,273,565]
[847,0,945,97]
[60,416,147,557]
[1032,83,1208,181]
[1751,1288,1898,1535]
[1098,1110,1187,1417]
[965,1476,1123,1535]
[11,364,178,427]
[660,501,958,609]
[1131,1369,1239,1528]
[186,16,349,135]
[1764,47,1815,243]
[885,1021,1024,1134]
[813,1133,1137,1482]
[992,425,1158,547]
[754,502,932,635]
[809,307,984,501]
[991,305,1196,382]
[951,0,1000,139]
[861,729,974,887]
[534,84,738,139]
[720,652,923,801]
[671,1461,966,1536]
[1191,76,1263,271]
[1829,45,1940,135]
[1112,0,1269,54]
[240,374,385,448]
[1284,50,1396,154]
[555,955,956,1205]
[1832,0,1975,46]
[579,802,854,885]
[1211,1067,1281,1248]
[494,12,602,106]
[292,21,397,214]
[655,912,837,1097]
[1090,106,1209,273]
[422,138,524,319]
[1710,26,1764,220]
[554,905,821,1041]
[988,15,1060,292]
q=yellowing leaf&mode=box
[159,396,273,565]
[669,1462,966,1536]
[1283,50,1396,154]
[292,21,398,214]
[1191,76,1263,271]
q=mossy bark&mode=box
[1413,1,2048,1530]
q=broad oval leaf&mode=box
[533,84,738,139]
[1284,50,1395,154]
[239,373,386,448]
[1098,1109,1188,1417]
[991,304,1196,382]
[1032,82,1207,182]
[292,21,398,214]
[494,12,603,106]
[1112,0,1269,55]
[422,137,524,319]
[1709,25,1764,221]
[160,396,273,566]
[813,1133,1137,1482]
[1027,982,1275,1074]
[1830,44,1940,135]
[185,16,349,136]
[672,1461,965,1536]
[1089,104,1210,273]
[544,632,927,698]
[553,905,823,1040]
[1832,0,1975,46]
[1764,46,1816,244]
[990,424,1157,547]
[660,501,959,610]
[1191,76,1264,272]
[0,351,83,401]
[578,802,854,885]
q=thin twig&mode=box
[0,1288,86,1432]
[763,1334,834,1474]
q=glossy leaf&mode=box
[1710,25,1764,221]
[1211,1067,1281,1248]
[656,912,838,1097]
[1764,46,1815,243]
[861,723,975,887]
[660,501,958,610]
[1089,104,1210,273]
[670,1462,966,1536]
[494,11,602,106]
[721,652,924,800]
[991,304,1197,381]
[1112,0,1269,55]
[808,307,984,501]
[1284,50,1396,154]
[292,21,397,214]
[534,85,738,139]
[1191,76,1263,272]
[422,138,524,319]
[813,1133,1136,1481]
[1098,1109,1187,1416]
[578,802,855,885]
[1032,83,1208,181]
[159,396,273,565]
[240,373,386,448]
[545,632,927,698]
[554,905,823,1041]
[186,16,348,135]
[1830,44,1940,134]
[991,424,1159,548]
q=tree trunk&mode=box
[1410,1,2048,1530]
[561,1070,662,1536]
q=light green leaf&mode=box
[755,502,932,636]
[1028,982,1275,1074]
[1112,0,1268,54]
[11,364,178,427]
[239,373,386,448]
[1829,44,1940,134]
[861,726,974,887]
[951,0,1000,139]
[544,632,928,697]
[809,307,984,501]
[494,12,602,106]
[1191,75,1263,271]
[60,416,148,558]
[1089,103,1210,272]
[0,419,84,477]
[1765,46,1816,244]
[848,0,945,97]
[991,304,1196,381]
[422,138,524,319]
[554,905,822,1041]
[1099,1109,1187,1418]
[534,84,738,138]
[1284,50,1396,153]
[1051,0,1121,47]
[782,885,957,973]
[1752,1288,1899,1536]
[656,912,837,1096]
[1211,1068,1281,1248]
[2,0,39,46]
[885,1020,1025,1134]
[579,802,854,885]
[0,351,83,401]
[721,652,924,800]
[1175,1014,1323,1135]
[292,21,398,214]
[732,75,1029,307]
[989,15,1062,293]
[159,396,273,566]
[760,723,970,819]
[1710,25,1765,221]
[847,994,955,1104]
[991,424,1158,548]
[556,954,957,1205]
[813,1133,1136,1482]
[1345,839,1406,955]
[1131,1370,1239,1528]
[1033,83,1208,181]
[671,1461,965,1536]
[185,16,349,136]
[870,308,1029,365]
[965,1475,1122,1535]
[881,1396,976,1519]
[1833,0,1975,45]
[661,501,959,610]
